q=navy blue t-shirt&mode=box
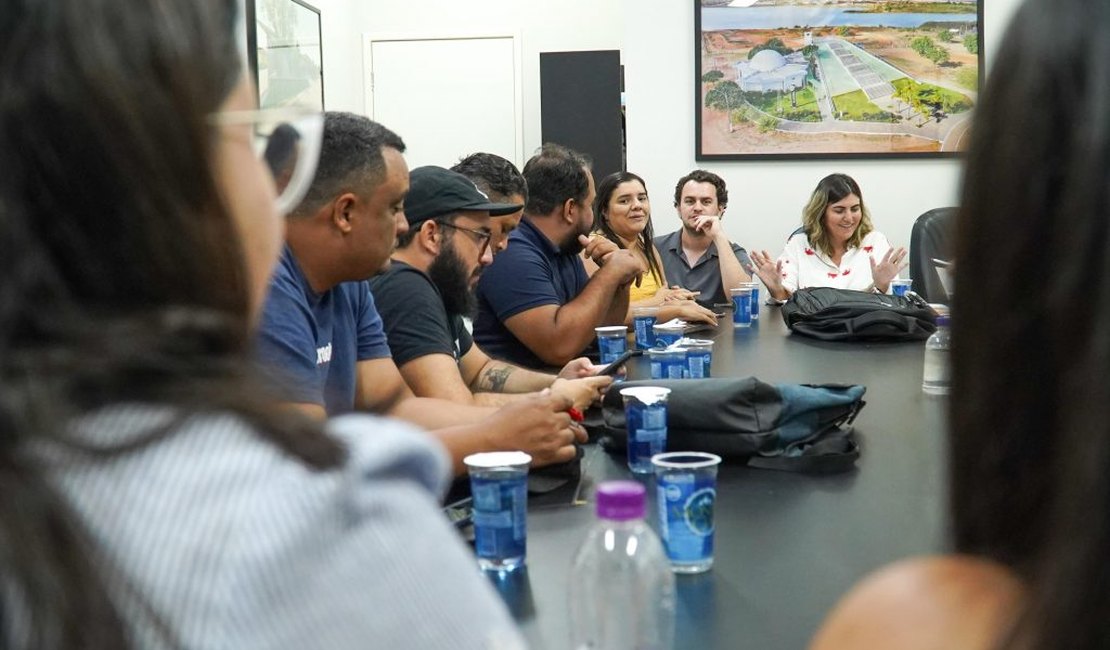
[473,217,589,369]
[255,246,392,414]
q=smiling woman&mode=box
[749,173,908,301]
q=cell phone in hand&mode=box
[599,349,644,376]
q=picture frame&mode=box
[246,0,325,110]
[695,0,983,161]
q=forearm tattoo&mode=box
[481,366,514,393]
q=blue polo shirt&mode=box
[255,246,392,414]
[473,217,589,368]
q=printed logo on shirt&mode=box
[316,342,332,366]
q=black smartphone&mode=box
[599,349,644,376]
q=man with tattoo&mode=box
[370,165,611,408]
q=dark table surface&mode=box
[492,308,948,650]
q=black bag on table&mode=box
[592,377,865,474]
[781,287,937,342]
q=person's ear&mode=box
[719,205,727,219]
[420,220,442,254]
[561,197,578,225]
[331,193,358,234]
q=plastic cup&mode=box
[632,307,659,350]
[891,278,912,297]
[621,387,671,474]
[730,287,752,328]
[651,451,722,573]
[648,347,686,380]
[743,282,760,320]
[465,451,532,571]
[652,322,685,348]
[683,339,714,378]
[595,325,628,364]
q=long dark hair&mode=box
[0,0,341,646]
[952,1,1110,648]
[801,173,874,258]
[593,171,664,286]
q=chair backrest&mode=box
[909,207,957,303]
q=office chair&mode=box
[909,207,957,303]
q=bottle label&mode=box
[656,472,715,564]
[627,403,668,472]
[470,473,527,562]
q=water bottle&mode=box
[569,481,676,650]
[922,315,951,395]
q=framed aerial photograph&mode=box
[695,0,982,160]
[246,0,325,110]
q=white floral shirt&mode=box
[778,230,898,294]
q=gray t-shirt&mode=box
[655,229,752,308]
[26,406,524,650]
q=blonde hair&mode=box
[801,173,873,257]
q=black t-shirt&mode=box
[368,261,474,368]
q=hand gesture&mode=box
[870,246,908,292]
[749,250,786,297]
[579,234,619,267]
[485,392,586,467]
[558,356,602,379]
[656,285,700,303]
[551,376,612,411]
[601,249,645,286]
[671,301,718,326]
[692,214,723,239]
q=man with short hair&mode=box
[655,169,753,308]
[451,152,527,255]
[255,113,584,472]
[369,166,611,408]
[473,144,643,369]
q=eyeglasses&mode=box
[435,220,493,256]
[208,106,324,216]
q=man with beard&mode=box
[472,144,644,369]
[370,166,611,407]
[655,170,753,309]
[256,113,586,473]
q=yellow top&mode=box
[630,267,664,303]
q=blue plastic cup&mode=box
[621,387,671,474]
[652,323,685,348]
[684,339,714,378]
[648,348,686,379]
[652,451,722,573]
[730,287,752,328]
[595,325,628,364]
[465,451,532,571]
[891,278,912,297]
[632,307,659,350]
[744,282,761,320]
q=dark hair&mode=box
[673,169,729,208]
[451,152,528,204]
[801,173,874,257]
[521,143,592,216]
[394,212,461,249]
[291,112,406,217]
[0,0,340,646]
[952,1,1110,648]
[593,171,664,286]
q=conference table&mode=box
[488,306,947,650]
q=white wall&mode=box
[307,0,1023,255]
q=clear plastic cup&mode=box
[743,282,761,320]
[891,278,912,297]
[595,325,629,364]
[464,451,532,571]
[632,307,659,350]
[648,347,686,379]
[620,387,671,475]
[683,339,714,378]
[651,451,722,573]
[652,323,685,348]
[730,287,752,328]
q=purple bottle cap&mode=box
[595,481,646,521]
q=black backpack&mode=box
[591,377,865,474]
[781,287,937,342]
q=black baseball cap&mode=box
[404,165,523,226]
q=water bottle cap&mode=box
[595,481,646,521]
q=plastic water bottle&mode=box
[922,315,951,395]
[569,481,675,650]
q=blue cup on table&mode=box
[632,307,659,350]
[649,347,686,379]
[684,339,714,378]
[621,387,671,474]
[652,322,685,348]
[465,451,532,572]
[652,451,722,573]
[595,325,628,364]
[891,278,912,297]
[730,287,752,328]
[744,282,760,320]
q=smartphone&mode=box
[599,349,644,376]
[443,497,473,529]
